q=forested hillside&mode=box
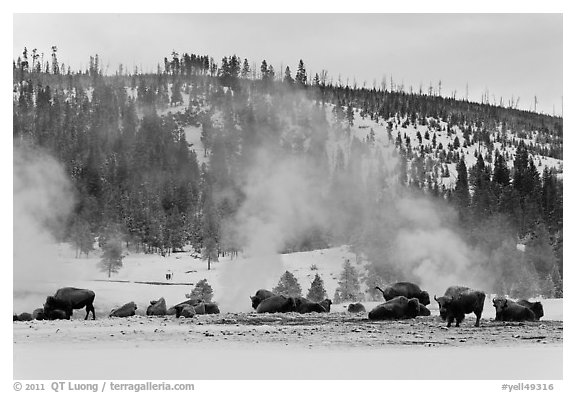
[12,48,563,298]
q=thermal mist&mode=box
[13,144,75,310]
[218,148,328,311]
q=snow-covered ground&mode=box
[13,244,562,320]
[13,244,563,380]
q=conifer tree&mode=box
[99,238,123,278]
[335,259,361,303]
[273,271,302,297]
[454,157,470,211]
[284,66,294,85]
[188,279,214,303]
[295,59,307,87]
[306,273,327,302]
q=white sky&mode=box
[13,13,562,115]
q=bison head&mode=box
[420,291,431,306]
[532,302,544,320]
[250,296,261,310]
[434,295,453,320]
[406,298,420,318]
[492,297,508,314]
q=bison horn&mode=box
[434,295,438,301]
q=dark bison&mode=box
[517,299,544,321]
[44,287,96,320]
[435,286,485,327]
[294,297,326,313]
[146,298,167,316]
[256,295,297,313]
[368,296,420,320]
[32,308,45,320]
[204,303,220,314]
[109,302,138,318]
[319,299,332,312]
[418,303,431,316]
[17,312,33,321]
[167,299,199,315]
[45,309,68,320]
[375,282,430,306]
[176,304,196,318]
[347,303,366,313]
[250,289,275,310]
[493,298,536,322]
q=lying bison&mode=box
[319,299,332,312]
[375,282,430,306]
[45,309,68,320]
[418,303,431,316]
[204,303,220,314]
[435,286,485,327]
[44,287,96,320]
[109,302,138,318]
[256,295,297,313]
[146,297,167,316]
[293,297,326,313]
[517,299,544,321]
[347,303,366,313]
[250,289,275,310]
[493,298,535,322]
[178,304,196,318]
[167,299,199,315]
[32,308,45,321]
[368,296,421,320]
[13,312,33,321]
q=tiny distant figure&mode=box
[166,270,172,280]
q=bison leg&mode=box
[455,314,464,327]
[85,304,96,320]
[474,311,482,327]
[446,315,454,327]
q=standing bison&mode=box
[250,289,275,310]
[517,300,544,321]
[368,296,420,320]
[493,298,536,322]
[44,287,96,320]
[375,282,430,306]
[434,286,485,327]
[256,295,297,313]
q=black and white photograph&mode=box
[9,4,569,389]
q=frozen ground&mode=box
[13,245,563,380]
[14,312,562,379]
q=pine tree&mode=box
[346,104,354,127]
[99,238,123,278]
[273,271,302,297]
[454,157,470,211]
[295,59,307,87]
[241,58,250,79]
[334,259,361,303]
[283,66,294,85]
[306,273,327,302]
[188,279,214,303]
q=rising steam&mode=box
[13,143,76,311]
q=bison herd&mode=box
[13,283,545,328]
[247,281,544,328]
[12,287,221,321]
